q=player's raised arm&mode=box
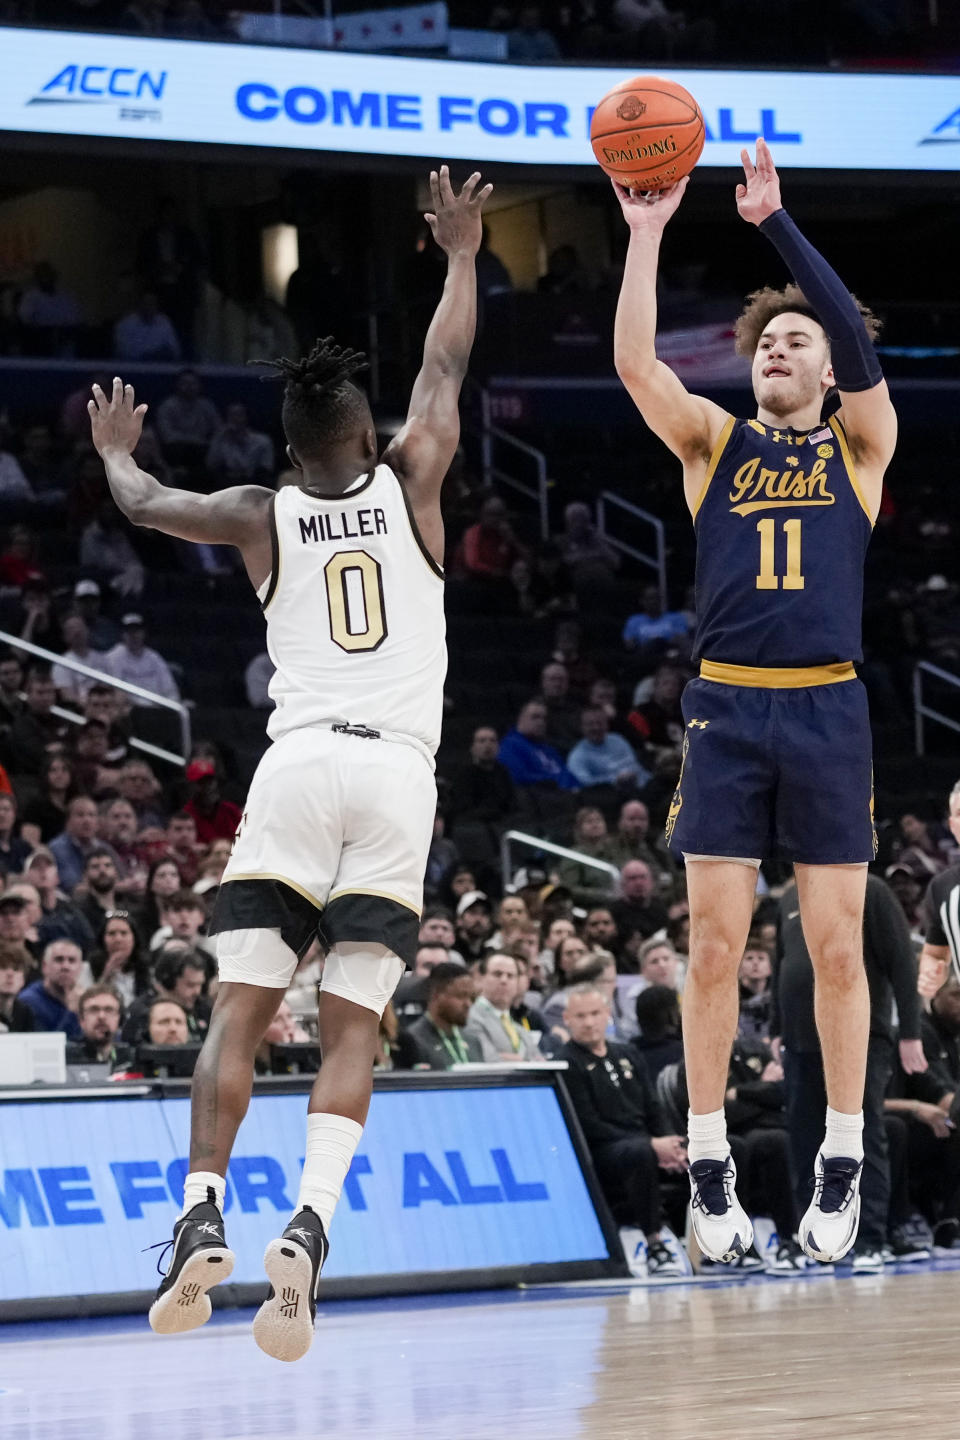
[383,165,493,511]
[89,378,273,578]
[737,138,897,499]
[612,177,729,492]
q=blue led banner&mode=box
[0,1081,611,1306]
[0,26,958,169]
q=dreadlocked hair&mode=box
[734,283,881,357]
[252,337,371,460]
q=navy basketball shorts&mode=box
[666,675,876,865]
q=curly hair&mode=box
[252,336,370,460]
[734,282,881,357]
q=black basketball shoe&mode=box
[148,1188,235,1335]
[253,1206,329,1362]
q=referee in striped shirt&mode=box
[918,781,960,998]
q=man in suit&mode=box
[466,952,543,1062]
[408,962,483,1070]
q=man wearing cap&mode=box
[51,615,108,704]
[17,938,84,1037]
[455,890,495,963]
[183,761,242,844]
[105,615,180,704]
[73,579,120,650]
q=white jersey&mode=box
[260,465,446,757]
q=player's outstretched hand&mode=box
[735,136,783,226]
[611,174,688,232]
[88,377,148,458]
[425,165,494,258]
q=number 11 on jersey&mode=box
[756,518,804,591]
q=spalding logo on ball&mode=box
[591,75,705,192]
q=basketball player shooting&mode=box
[88,165,492,1359]
[612,138,897,1265]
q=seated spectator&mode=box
[139,856,183,936]
[633,985,683,1080]
[183,759,241,843]
[75,847,124,936]
[65,984,134,1070]
[51,616,108,704]
[151,888,212,958]
[627,664,686,752]
[558,807,619,906]
[611,860,670,942]
[466,953,543,1061]
[567,707,650,792]
[738,936,773,1046]
[622,584,691,656]
[118,758,168,830]
[583,905,621,958]
[123,945,210,1043]
[163,809,202,885]
[536,915,575,978]
[538,244,590,296]
[50,796,118,895]
[17,938,84,1037]
[393,941,452,1028]
[895,811,949,879]
[206,403,274,487]
[86,910,150,1010]
[244,652,275,709]
[560,983,688,1275]
[542,951,620,1039]
[447,725,516,864]
[255,999,311,1072]
[886,860,925,929]
[9,669,71,775]
[21,849,94,954]
[549,931,590,990]
[0,791,31,874]
[105,614,178,701]
[456,494,526,584]
[98,798,149,885]
[556,502,620,598]
[507,3,562,60]
[608,798,678,896]
[407,962,483,1069]
[0,891,37,959]
[454,890,495,963]
[147,997,191,1045]
[80,505,145,599]
[0,942,34,1032]
[417,906,463,963]
[72,580,121,650]
[498,700,579,790]
[155,369,221,466]
[636,936,683,993]
[489,894,531,951]
[113,291,181,361]
[17,262,81,353]
[72,720,120,800]
[538,661,582,753]
[516,541,575,618]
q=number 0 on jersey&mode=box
[324,550,387,652]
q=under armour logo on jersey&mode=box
[688,719,710,730]
[195,1222,222,1238]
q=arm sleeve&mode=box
[868,879,922,1041]
[758,209,883,393]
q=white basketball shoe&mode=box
[688,1156,754,1264]
[799,1152,863,1263]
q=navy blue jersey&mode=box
[692,415,873,668]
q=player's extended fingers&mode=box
[740,146,756,180]
[735,183,747,201]
[123,382,136,411]
[428,170,441,214]
[112,375,123,408]
[459,170,481,202]
[472,181,494,208]
[90,383,106,412]
[756,136,775,176]
[134,403,148,418]
[438,163,455,206]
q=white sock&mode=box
[686,1108,730,1166]
[296,1113,364,1232]
[180,1170,226,1217]
[821,1106,864,1162]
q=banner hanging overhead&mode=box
[0,26,958,170]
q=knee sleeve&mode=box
[215,926,299,989]
[320,942,405,1018]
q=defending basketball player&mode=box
[89,165,492,1358]
[612,139,897,1265]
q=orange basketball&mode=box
[590,75,705,192]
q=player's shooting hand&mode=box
[735,137,783,226]
[88,377,148,459]
[425,165,494,258]
[611,174,688,232]
[899,1038,928,1076]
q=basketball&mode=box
[590,75,705,192]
